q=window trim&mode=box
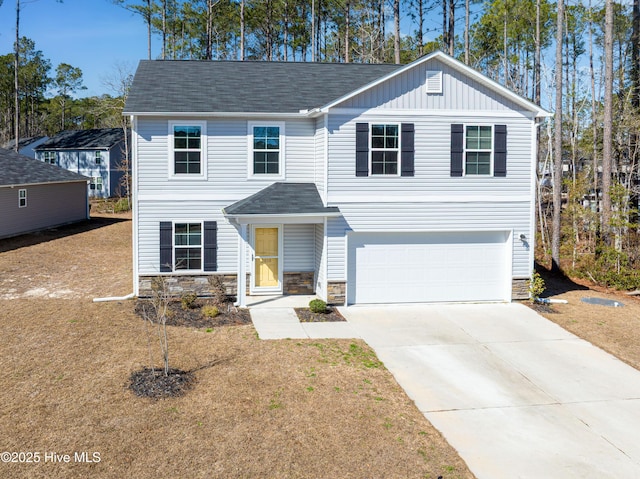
[168,120,207,179]
[18,189,27,208]
[247,121,285,179]
[172,221,204,272]
[463,124,494,177]
[369,123,401,177]
[43,151,56,165]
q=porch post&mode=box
[236,224,248,307]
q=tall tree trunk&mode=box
[418,0,424,56]
[552,0,564,272]
[602,0,614,246]
[534,0,541,105]
[588,0,598,204]
[240,0,245,60]
[442,0,448,52]
[146,0,152,59]
[633,0,640,107]
[283,0,289,61]
[464,0,469,63]
[448,0,455,56]
[311,0,315,61]
[161,0,166,59]
[14,0,19,152]
[345,1,350,63]
[394,0,400,63]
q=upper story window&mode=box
[371,124,399,175]
[465,125,492,175]
[43,151,56,165]
[248,122,284,178]
[95,151,102,165]
[169,121,206,178]
[18,189,27,208]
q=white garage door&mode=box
[347,231,511,304]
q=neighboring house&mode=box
[34,128,130,198]
[2,136,49,159]
[0,148,89,239]
[124,51,550,306]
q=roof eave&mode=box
[123,111,311,118]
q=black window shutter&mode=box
[401,123,415,177]
[159,222,173,272]
[494,124,507,177]
[355,122,369,177]
[450,124,464,177]
[203,221,218,272]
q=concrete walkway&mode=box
[249,300,640,478]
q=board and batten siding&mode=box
[326,202,532,280]
[338,59,522,112]
[0,182,88,239]
[134,116,317,200]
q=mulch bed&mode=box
[129,367,195,399]
[135,298,252,329]
[294,307,346,322]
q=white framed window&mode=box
[248,121,285,178]
[426,70,443,94]
[43,151,56,165]
[18,189,27,208]
[464,125,493,176]
[95,151,102,165]
[370,124,399,175]
[169,121,207,178]
[90,177,103,191]
[174,222,203,271]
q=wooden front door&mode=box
[254,227,279,288]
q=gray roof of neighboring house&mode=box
[0,148,89,187]
[34,128,127,151]
[223,182,340,216]
[2,136,47,150]
[124,60,402,114]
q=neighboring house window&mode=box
[450,124,507,177]
[169,121,206,177]
[371,124,399,175]
[18,189,27,208]
[95,151,102,165]
[249,122,284,177]
[465,125,492,175]
[355,123,414,177]
[43,151,56,164]
[90,177,103,191]
[159,221,217,272]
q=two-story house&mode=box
[35,128,130,198]
[124,51,550,306]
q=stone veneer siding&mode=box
[283,272,315,295]
[512,278,529,300]
[326,281,346,305]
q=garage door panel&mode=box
[348,232,510,304]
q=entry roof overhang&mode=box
[223,182,341,225]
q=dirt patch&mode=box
[129,367,195,399]
[294,306,346,322]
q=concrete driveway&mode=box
[339,302,640,479]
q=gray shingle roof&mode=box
[2,136,46,150]
[124,60,402,114]
[35,128,126,151]
[0,148,89,187]
[224,183,340,216]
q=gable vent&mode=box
[426,70,443,94]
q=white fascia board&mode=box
[125,111,307,119]
[328,194,530,203]
[223,212,341,225]
[318,51,551,118]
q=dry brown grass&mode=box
[0,214,472,479]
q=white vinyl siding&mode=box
[338,60,522,112]
[137,200,238,275]
[283,224,315,271]
[314,223,326,299]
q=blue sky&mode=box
[0,0,153,97]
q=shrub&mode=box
[529,271,545,302]
[202,305,219,318]
[309,299,327,314]
[181,292,198,310]
[113,197,130,213]
[208,275,229,307]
